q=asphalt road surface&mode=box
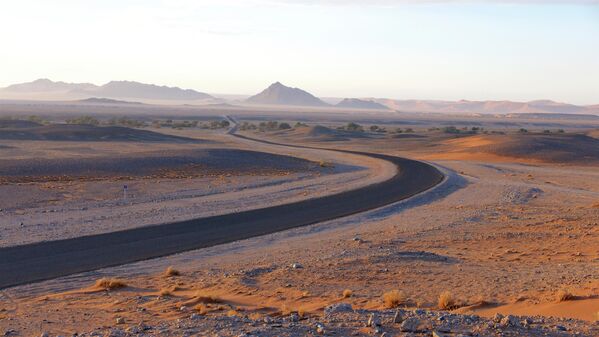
[0,127,444,289]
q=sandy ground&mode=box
[0,126,597,336]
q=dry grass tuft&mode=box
[192,291,221,304]
[159,288,173,297]
[342,289,353,298]
[438,291,455,310]
[556,289,574,302]
[94,278,127,290]
[382,290,407,308]
[227,310,238,317]
[195,304,208,315]
[164,266,180,277]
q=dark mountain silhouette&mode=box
[247,82,329,107]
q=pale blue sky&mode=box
[0,0,597,104]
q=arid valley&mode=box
[1,1,598,336]
[0,92,598,336]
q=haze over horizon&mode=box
[1,1,598,104]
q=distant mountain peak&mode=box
[336,98,389,110]
[246,82,328,107]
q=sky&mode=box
[0,0,598,104]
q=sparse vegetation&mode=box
[159,288,173,297]
[239,121,258,131]
[343,122,363,132]
[382,290,407,308]
[294,122,309,128]
[164,266,180,277]
[441,126,481,134]
[519,128,529,133]
[66,116,100,126]
[195,304,208,315]
[438,291,455,310]
[94,278,127,290]
[342,289,353,298]
[107,116,147,128]
[278,122,292,130]
[556,289,574,302]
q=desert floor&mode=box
[0,121,598,336]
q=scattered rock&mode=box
[291,263,303,269]
[324,303,353,315]
[500,315,520,328]
[367,313,380,327]
[393,309,404,323]
[400,317,421,332]
[115,317,125,324]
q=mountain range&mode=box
[1,79,597,115]
[1,79,212,101]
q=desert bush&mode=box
[342,289,353,298]
[159,288,173,297]
[94,278,127,290]
[382,290,407,308]
[195,304,208,315]
[67,116,100,126]
[164,266,180,277]
[404,128,414,133]
[345,122,363,132]
[556,289,574,302]
[278,122,292,130]
[438,291,455,310]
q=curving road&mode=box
[0,122,443,289]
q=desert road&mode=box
[0,125,444,290]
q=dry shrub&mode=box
[342,289,353,298]
[227,310,238,317]
[159,288,173,297]
[382,290,407,308]
[192,291,221,304]
[297,307,306,318]
[164,266,180,277]
[556,289,574,302]
[195,304,208,315]
[94,278,127,290]
[438,291,455,310]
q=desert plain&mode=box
[0,102,598,337]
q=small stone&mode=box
[400,317,421,332]
[291,263,303,269]
[492,313,503,323]
[115,317,125,324]
[289,313,299,322]
[40,333,49,337]
[556,325,567,331]
[367,313,380,327]
[500,315,520,327]
[433,331,449,337]
[179,306,188,311]
[315,323,325,334]
[190,313,201,320]
[393,309,404,323]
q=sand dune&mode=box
[443,133,599,163]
